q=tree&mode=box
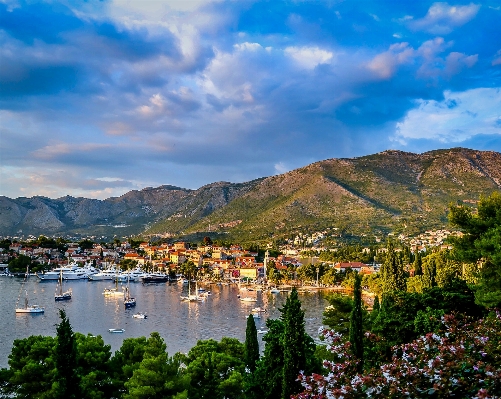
[124,333,188,399]
[322,293,353,335]
[449,192,501,307]
[296,312,501,399]
[349,273,364,371]
[247,319,285,399]
[0,335,56,398]
[8,255,32,274]
[244,315,260,372]
[281,288,317,399]
[413,251,422,276]
[75,333,113,399]
[183,337,245,399]
[109,337,149,396]
[53,309,80,399]
[379,241,406,294]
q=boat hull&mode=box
[16,307,44,314]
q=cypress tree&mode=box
[414,251,422,276]
[245,314,260,372]
[54,309,80,399]
[380,241,407,293]
[281,287,308,399]
[247,319,285,399]
[349,272,364,371]
[371,295,380,325]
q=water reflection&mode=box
[0,277,328,367]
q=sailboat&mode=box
[123,275,136,308]
[55,269,72,301]
[180,278,204,302]
[103,267,124,296]
[15,267,44,314]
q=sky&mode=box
[1,0,501,200]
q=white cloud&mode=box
[367,42,414,79]
[394,88,501,143]
[284,46,334,69]
[234,42,263,52]
[409,2,480,35]
[274,162,289,175]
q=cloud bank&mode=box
[1,0,500,199]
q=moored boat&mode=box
[16,290,45,314]
[55,269,72,301]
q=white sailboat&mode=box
[103,268,124,296]
[180,279,204,302]
[16,267,44,314]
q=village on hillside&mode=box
[0,228,460,285]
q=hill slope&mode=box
[146,148,501,240]
[1,148,500,240]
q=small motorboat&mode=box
[133,313,147,319]
[108,328,125,333]
[239,297,257,302]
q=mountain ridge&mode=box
[1,148,500,240]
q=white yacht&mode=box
[88,267,119,281]
[37,264,78,281]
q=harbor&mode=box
[0,275,328,368]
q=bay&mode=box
[0,276,328,368]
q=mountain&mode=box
[1,148,500,241]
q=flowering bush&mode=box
[295,311,501,399]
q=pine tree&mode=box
[245,314,260,372]
[349,272,364,371]
[54,309,80,399]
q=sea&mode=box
[0,276,328,368]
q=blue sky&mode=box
[1,0,500,200]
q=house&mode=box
[9,243,22,253]
[239,267,258,280]
[235,256,256,266]
[170,251,186,265]
[334,262,370,273]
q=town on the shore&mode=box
[0,228,458,286]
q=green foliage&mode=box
[0,335,56,398]
[449,192,501,307]
[281,288,317,399]
[8,255,32,274]
[379,241,406,294]
[75,333,113,399]
[54,309,80,399]
[349,273,364,370]
[183,337,245,399]
[413,251,422,275]
[247,319,284,399]
[413,307,445,336]
[109,337,149,395]
[244,315,260,372]
[322,293,353,334]
[124,333,188,399]
[78,239,95,251]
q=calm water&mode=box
[0,276,328,368]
